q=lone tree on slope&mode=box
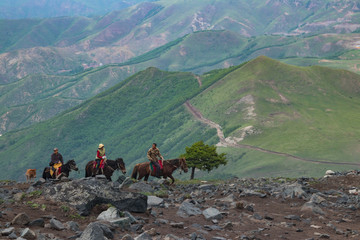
[180,141,227,179]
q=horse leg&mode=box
[169,174,175,184]
[144,173,149,182]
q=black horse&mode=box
[85,158,126,181]
[42,159,79,180]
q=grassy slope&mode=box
[190,56,360,178]
[1,57,360,180]
[0,66,232,180]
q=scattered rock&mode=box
[134,232,152,240]
[120,177,136,189]
[147,195,164,207]
[20,228,36,240]
[1,227,15,236]
[11,213,30,226]
[29,218,45,227]
[110,217,131,230]
[122,234,134,240]
[129,182,154,193]
[202,207,223,220]
[77,222,113,240]
[170,222,184,228]
[66,221,80,232]
[97,207,121,221]
[301,202,325,215]
[42,178,147,215]
[50,218,65,230]
[177,200,202,218]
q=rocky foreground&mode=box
[1,170,360,240]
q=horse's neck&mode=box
[62,163,70,173]
[166,159,180,167]
[107,160,116,169]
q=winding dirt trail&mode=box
[184,101,360,167]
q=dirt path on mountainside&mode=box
[184,101,360,167]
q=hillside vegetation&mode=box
[2,31,360,134]
[1,57,360,180]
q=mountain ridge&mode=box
[1,57,360,180]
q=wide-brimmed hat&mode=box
[98,143,104,148]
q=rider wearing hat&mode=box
[49,148,63,178]
[94,143,107,175]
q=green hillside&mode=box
[1,30,359,135]
[1,57,360,181]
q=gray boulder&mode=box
[110,217,131,230]
[122,234,134,240]
[117,175,127,184]
[11,213,30,225]
[282,183,308,199]
[129,182,154,193]
[202,207,223,220]
[29,218,45,227]
[120,177,136,189]
[66,221,80,232]
[50,218,65,230]
[20,228,36,240]
[43,178,147,215]
[177,200,202,218]
[134,232,152,240]
[147,196,164,207]
[301,201,325,215]
[1,227,15,236]
[77,222,113,240]
[97,207,121,221]
[164,234,184,240]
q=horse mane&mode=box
[164,158,181,165]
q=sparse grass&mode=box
[20,193,27,201]
[70,213,85,220]
[26,201,40,209]
[61,205,70,212]
[28,190,42,197]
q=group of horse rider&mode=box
[49,142,164,179]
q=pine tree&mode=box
[180,141,227,179]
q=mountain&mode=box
[1,57,360,181]
[0,0,154,19]
[1,30,359,135]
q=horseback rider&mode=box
[95,143,107,175]
[49,148,63,179]
[147,143,164,178]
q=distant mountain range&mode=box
[0,0,154,19]
[1,57,360,180]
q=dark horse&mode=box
[42,159,79,180]
[85,158,126,181]
[131,158,188,184]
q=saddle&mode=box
[50,163,62,177]
[150,160,163,175]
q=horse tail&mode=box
[131,164,139,179]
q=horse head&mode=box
[179,158,188,173]
[67,159,79,171]
[116,158,126,174]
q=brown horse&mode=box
[131,158,188,184]
[85,158,126,181]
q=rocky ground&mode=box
[1,170,360,240]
